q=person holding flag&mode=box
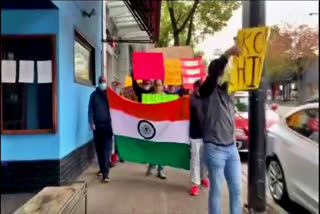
[145,79,167,179]
[88,76,113,183]
[189,79,209,196]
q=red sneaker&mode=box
[201,179,209,188]
[190,185,199,196]
[111,153,118,166]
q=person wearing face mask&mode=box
[110,81,124,167]
[165,85,177,94]
[131,71,153,103]
[88,76,113,183]
[112,81,122,95]
[199,45,241,214]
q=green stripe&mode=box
[115,135,190,170]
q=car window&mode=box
[234,96,270,112]
[286,108,319,144]
[234,97,249,112]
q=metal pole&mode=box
[243,1,267,213]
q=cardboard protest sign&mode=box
[164,59,182,86]
[124,76,142,87]
[146,46,194,59]
[142,94,179,104]
[132,52,164,80]
[229,27,270,93]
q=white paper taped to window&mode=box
[37,61,52,83]
[19,60,34,83]
[1,60,16,83]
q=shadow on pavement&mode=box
[278,200,312,214]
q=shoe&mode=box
[146,165,153,176]
[102,177,111,183]
[111,154,118,165]
[119,159,125,163]
[97,171,102,176]
[201,179,209,188]
[157,171,167,180]
[190,185,199,196]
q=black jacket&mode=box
[190,93,203,139]
[132,80,153,102]
[88,88,113,133]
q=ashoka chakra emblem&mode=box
[138,120,156,140]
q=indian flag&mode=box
[107,89,190,170]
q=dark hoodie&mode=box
[190,92,203,139]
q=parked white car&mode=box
[266,103,319,213]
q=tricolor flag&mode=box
[107,89,190,170]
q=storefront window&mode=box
[1,35,57,134]
[74,30,95,86]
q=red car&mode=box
[234,92,280,152]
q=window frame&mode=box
[73,29,96,87]
[284,107,319,144]
[0,34,57,135]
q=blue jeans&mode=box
[203,143,242,214]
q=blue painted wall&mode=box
[53,1,102,158]
[1,1,103,161]
[1,9,59,161]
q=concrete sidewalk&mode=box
[1,159,282,214]
[76,160,278,214]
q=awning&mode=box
[2,0,57,9]
[105,0,161,43]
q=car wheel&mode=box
[267,158,290,205]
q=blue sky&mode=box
[197,1,319,60]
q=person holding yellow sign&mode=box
[200,45,242,214]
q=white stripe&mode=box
[110,109,189,144]
[184,68,201,75]
[182,61,199,67]
[184,77,200,84]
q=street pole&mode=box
[243,1,267,213]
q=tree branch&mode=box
[177,0,199,33]
[167,1,178,32]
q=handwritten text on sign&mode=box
[164,59,182,86]
[229,27,270,93]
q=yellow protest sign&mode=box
[124,76,142,87]
[164,59,182,86]
[229,27,270,93]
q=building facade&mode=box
[1,0,160,191]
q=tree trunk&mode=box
[186,16,194,45]
[174,32,180,46]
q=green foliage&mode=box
[156,1,241,47]
[265,24,319,83]
[194,50,208,69]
